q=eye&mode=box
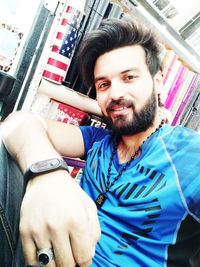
[124,74,138,81]
[96,81,110,90]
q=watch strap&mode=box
[24,158,69,185]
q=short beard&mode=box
[104,89,157,137]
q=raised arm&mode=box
[1,111,85,169]
[0,111,100,267]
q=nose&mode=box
[109,80,125,101]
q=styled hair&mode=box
[78,17,161,90]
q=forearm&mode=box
[0,111,63,173]
[1,112,100,267]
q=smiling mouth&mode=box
[106,100,134,117]
[111,105,130,111]
[108,105,132,119]
[109,102,132,113]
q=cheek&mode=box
[96,92,105,107]
[96,93,107,111]
[132,82,153,102]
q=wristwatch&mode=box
[24,158,69,185]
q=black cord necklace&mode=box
[95,120,165,208]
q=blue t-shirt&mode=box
[79,125,200,267]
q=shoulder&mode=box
[79,125,110,140]
[161,125,200,178]
[161,125,200,149]
[167,127,200,219]
[79,126,112,154]
[159,125,200,171]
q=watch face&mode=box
[30,159,61,173]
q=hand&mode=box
[20,170,100,267]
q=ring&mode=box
[37,248,54,266]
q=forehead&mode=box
[94,45,148,78]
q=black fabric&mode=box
[167,214,200,267]
[0,136,26,267]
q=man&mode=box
[1,18,200,267]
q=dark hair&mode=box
[78,17,161,90]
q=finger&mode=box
[70,201,100,267]
[20,238,37,266]
[51,232,76,267]
[70,221,94,266]
[23,226,56,267]
[87,203,101,247]
[36,247,56,267]
[70,230,93,267]
[33,235,56,267]
[21,231,56,267]
[20,220,38,266]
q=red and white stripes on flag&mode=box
[42,2,85,84]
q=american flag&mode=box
[42,5,84,84]
[59,26,78,59]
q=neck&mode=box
[118,117,163,163]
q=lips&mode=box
[110,104,130,111]
[107,104,132,119]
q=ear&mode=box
[153,70,164,95]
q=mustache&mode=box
[106,99,134,113]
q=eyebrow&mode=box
[94,76,106,84]
[94,68,138,84]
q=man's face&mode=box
[94,45,160,136]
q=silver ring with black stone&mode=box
[37,248,54,266]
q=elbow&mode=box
[0,111,47,157]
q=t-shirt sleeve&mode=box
[169,127,200,220]
[79,126,109,156]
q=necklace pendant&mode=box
[95,193,107,207]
